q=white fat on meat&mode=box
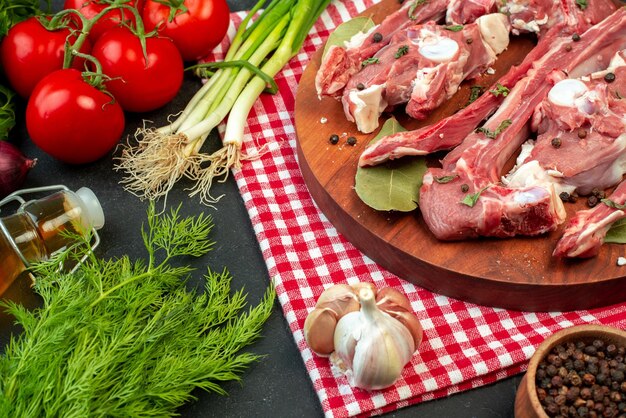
[476,13,510,56]
[411,66,441,102]
[348,84,388,134]
[511,15,548,35]
[504,158,576,196]
[343,25,378,50]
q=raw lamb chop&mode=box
[341,14,510,133]
[315,0,499,99]
[554,180,626,258]
[505,53,626,198]
[417,8,626,241]
[315,0,450,98]
[502,0,617,36]
[357,1,618,167]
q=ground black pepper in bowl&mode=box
[535,338,626,417]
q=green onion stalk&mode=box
[116,0,330,205]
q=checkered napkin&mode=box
[205,2,626,417]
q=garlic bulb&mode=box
[304,282,423,390]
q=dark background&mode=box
[9,0,523,416]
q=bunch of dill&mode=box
[0,204,275,416]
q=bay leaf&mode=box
[355,118,427,212]
[322,16,376,60]
[605,218,626,244]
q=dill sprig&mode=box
[0,203,275,416]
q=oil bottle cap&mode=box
[75,187,105,230]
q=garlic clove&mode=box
[303,308,339,356]
[376,287,412,311]
[387,309,423,348]
[304,284,361,356]
[376,287,423,348]
[315,284,360,316]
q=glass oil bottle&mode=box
[0,185,104,298]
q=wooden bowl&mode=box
[514,324,626,418]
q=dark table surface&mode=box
[9,0,524,416]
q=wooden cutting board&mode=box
[294,0,626,312]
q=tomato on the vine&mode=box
[26,69,125,165]
[142,0,230,61]
[92,27,183,112]
[63,0,143,42]
[0,17,92,98]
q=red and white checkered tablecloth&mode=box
[205,2,626,417]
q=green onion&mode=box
[117,0,330,204]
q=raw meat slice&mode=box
[357,1,619,167]
[418,8,626,241]
[502,0,617,36]
[341,14,510,133]
[554,180,626,258]
[505,54,626,197]
[446,0,497,26]
[315,0,450,98]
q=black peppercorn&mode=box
[584,373,597,386]
[578,128,588,139]
[604,72,616,83]
[372,32,383,43]
[461,183,469,193]
[356,83,365,90]
[568,386,582,402]
[572,33,581,41]
[578,406,590,417]
[329,134,339,145]
[607,345,618,356]
[588,195,599,208]
[553,375,565,387]
[346,136,357,146]
[565,44,573,52]
[551,137,562,148]
[612,370,625,383]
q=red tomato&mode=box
[142,0,230,61]
[0,17,92,98]
[63,0,142,42]
[26,69,125,165]
[92,27,183,112]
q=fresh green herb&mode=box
[465,85,484,107]
[0,86,16,140]
[394,45,409,59]
[408,0,428,20]
[355,117,427,212]
[575,0,588,10]
[445,25,464,32]
[477,119,512,139]
[362,57,380,67]
[605,218,626,244]
[0,0,49,36]
[0,205,276,415]
[602,199,626,210]
[434,174,459,184]
[460,186,489,207]
[489,83,510,97]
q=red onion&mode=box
[0,142,36,198]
